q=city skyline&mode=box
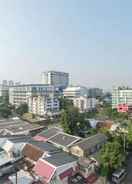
[0,0,132,89]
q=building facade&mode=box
[73,96,97,113]
[28,95,60,117]
[41,71,69,90]
[88,88,103,98]
[63,86,88,100]
[112,87,132,109]
[9,84,56,107]
[0,85,9,99]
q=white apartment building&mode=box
[0,85,9,99]
[41,71,69,90]
[9,84,56,107]
[28,95,60,117]
[112,87,132,109]
[63,86,88,100]
[73,96,97,113]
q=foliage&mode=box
[127,123,132,146]
[0,106,12,118]
[60,106,89,135]
[59,97,73,110]
[99,140,126,175]
[16,103,28,116]
[96,104,128,121]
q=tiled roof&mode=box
[22,144,44,161]
[34,159,56,183]
[48,132,80,148]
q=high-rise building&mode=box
[8,80,14,87]
[88,88,103,98]
[9,84,56,108]
[41,71,69,90]
[2,80,8,86]
[112,87,132,109]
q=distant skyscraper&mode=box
[8,80,14,87]
[41,71,69,90]
[2,80,7,86]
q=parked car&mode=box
[112,168,127,184]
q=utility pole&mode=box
[123,132,126,153]
[16,172,17,184]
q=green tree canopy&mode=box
[59,97,73,110]
[60,106,89,135]
[16,103,28,116]
[99,141,125,175]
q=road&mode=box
[124,154,132,184]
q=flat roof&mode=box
[48,132,81,148]
[38,127,62,139]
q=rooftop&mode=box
[0,118,44,135]
[72,133,107,151]
[37,127,62,140]
[48,132,81,148]
[28,139,60,153]
[44,151,77,167]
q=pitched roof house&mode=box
[33,151,78,184]
[70,133,107,158]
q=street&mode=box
[124,154,132,184]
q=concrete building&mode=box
[88,88,103,98]
[0,84,9,99]
[9,84,56,108]
[73,96,97,113]
[112,87,132,109]
[63,86,88,100]
[28,95,60,117]
[41,71,69,90]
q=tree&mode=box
[59,97,73,110]
[0,106,12,118]
[16,103,28,116]
[127,123,132,147]
[60,106,88,135]
[99,141,126,176]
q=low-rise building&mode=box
[33,151,78,184]
[70,133,107,158]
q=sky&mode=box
[0,0,132,89]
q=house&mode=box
[33,151,78,184]
[96,120,113,130]
[0,118,44,136]
[33,127,62,142]
[48,132,81,151]
[70,133,107,158]
[22,139,60,166]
